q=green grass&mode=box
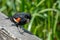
[0,0,60,40]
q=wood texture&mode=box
[0,12,41,40]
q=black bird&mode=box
[9,12,32,34]
[10,12,31,27]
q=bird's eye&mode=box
[25,14,31,19]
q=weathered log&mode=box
[0,12,42,40]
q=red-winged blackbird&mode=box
[10,12,31,27]
[8,12,32,34]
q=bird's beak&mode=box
[26,19,30,23]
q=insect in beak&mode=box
[13,18,21,23]
[26,19,30,23]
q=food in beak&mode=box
[26,19,30,23]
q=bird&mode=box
[9,12,32,34]
[10,12,31,27]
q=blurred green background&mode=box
[0,0,60,40]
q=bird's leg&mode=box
[17,25,32,35]
[17,25,24,34]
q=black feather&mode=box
[9,12,31,26]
